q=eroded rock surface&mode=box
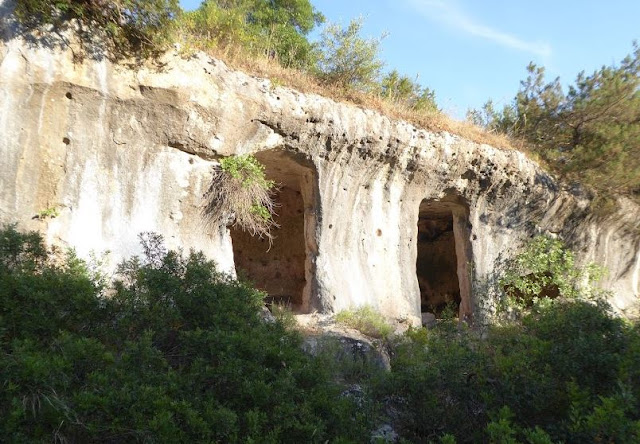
[1,17,638,322]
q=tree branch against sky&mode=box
[180,0,639,119]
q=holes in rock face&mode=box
[62,137,70,145]
[416,198,473,321]
[230,150,317,313]
[65,92,73,100]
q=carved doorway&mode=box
[417,198,473,322]
[230,150,318,313]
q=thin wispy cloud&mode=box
[406,0,551,57]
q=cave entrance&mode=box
[417,198,473,322]
[230,150,317,313]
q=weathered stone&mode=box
[421,312,437,328]
[301,330,391,373]
[370,424,399,443]
[0,17,638,323]
[259,305,276,324]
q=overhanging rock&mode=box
[1,21,638,324]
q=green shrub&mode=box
[335,305,394,339]
[203,154,278,240]
[379,326,489,443]
[13,0,180,59]
[315,17,385,92]
[375,299,640,443]
[0,224,101,345]
[381,70,438,112]
[2,225,639,443]
[178,0,323,69]
[499,235,605,314]
[0,225,367,443]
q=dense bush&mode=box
[178,0,323,69]
[13,0,180,58]
[378,300,640,443]
[469,43,640,198]
[0,225,366,443]
[499,235,605,313]
[380,70,438,112]
[314,17,385,92]
[2,225,639,443]
[374,234,640,443]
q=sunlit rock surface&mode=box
[1,14,638,323]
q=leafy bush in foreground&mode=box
[2,225,639,443]
[0,225,365,443]
[378,299,640,443]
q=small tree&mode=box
[13,0,180,59]
[315,17,385,91]
[381,69,438,111]
[181,0,323,69]
[471,42,640,197]
[499,235,605,314]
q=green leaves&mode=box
[181,0,323,69]
[205,155,278,239]
[499,235,605,313]
[14,0,181,59]
[335,305,394,339]
[315,17,385,92]
[381,70,438,112]
[470,42,640,198]
[0,226,363,443]
[221,154,275,189]
[380,299,639,443]
[1,226,640,442]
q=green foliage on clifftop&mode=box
[469,42,640,199]
[179,0,324,70]
[14,0,180,58]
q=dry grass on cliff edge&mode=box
[179,40,523,153]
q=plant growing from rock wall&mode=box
[35,205,60,220]
[499,235,606,316]
[203,154,278,240]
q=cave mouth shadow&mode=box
[417,197,473,322]
[230,150,318,314]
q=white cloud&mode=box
[406,0,551,57]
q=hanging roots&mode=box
[203,155,279,241]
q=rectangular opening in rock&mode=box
[417,198,473,322]
[230,150,318,313]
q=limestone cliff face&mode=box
[1,21,638,323]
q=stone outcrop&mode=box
[1,15,638,323]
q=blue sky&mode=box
[179,0,640,118]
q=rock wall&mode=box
[1,15,638,323]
